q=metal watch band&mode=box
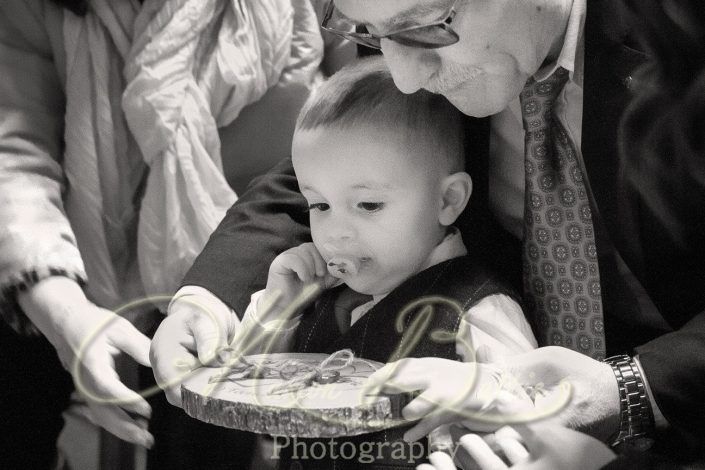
[604,354,655,449]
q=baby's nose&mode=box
[321,240,350,254]
[323,219,356,244]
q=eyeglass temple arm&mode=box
[322,0,335,26]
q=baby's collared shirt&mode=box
[240,228,537,360]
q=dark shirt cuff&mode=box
[0,268,86,336]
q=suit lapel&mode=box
[582,0,649,247]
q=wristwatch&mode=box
[604,354,655,451]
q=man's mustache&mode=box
[424,64,484,94]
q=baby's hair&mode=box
[296,57,466,173]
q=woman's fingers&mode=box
[88,403,154,448]
[77,360,152,418]
[109,316,152,367]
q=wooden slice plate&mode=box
[181,353,411,438]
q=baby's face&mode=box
[292,125,447,296]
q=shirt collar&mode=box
[350,227,468,325]
[533,0,586,87]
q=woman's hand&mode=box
[18,277,153,448]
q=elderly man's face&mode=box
[334,0,567,117]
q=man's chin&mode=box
[446,94,509,117]
[443,77,523,117]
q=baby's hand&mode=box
[265,243,338,318]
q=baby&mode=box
[236,57,537,469]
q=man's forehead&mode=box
[333,0,450,30]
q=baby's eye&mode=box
[308,203,330,212]
[357,202,384,212]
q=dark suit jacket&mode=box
[183,0,705,457]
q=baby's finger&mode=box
[475,344,496,363]
[282,253,314,283]
[406,385,489,421]
[427,451,457,470]
[403,410,458,443]
[507,423,544,454]
[309,247,328,278]
[459,434,508,470]
[298,250,318,282]
[485,427,529,466]
[320,273,342,289]
[192,312,227,366]
[403,390,453,421]
[416,464,439,470]
[365,359,435,394]
[492,425,523,442]
[495,437,529,465]
[364,362,397,392]
[150,324,198,407]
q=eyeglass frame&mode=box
[320,0,461,50]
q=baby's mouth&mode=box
[326,256,370,278]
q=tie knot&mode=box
[519,67,570,130]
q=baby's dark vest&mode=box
[276,255,517,470]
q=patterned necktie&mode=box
[520,67,606,360]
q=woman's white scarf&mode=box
[61,0,300,308]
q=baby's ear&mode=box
[439,172,472,226]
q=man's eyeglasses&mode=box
[320,0,460,50]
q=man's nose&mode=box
[381,40,439,94]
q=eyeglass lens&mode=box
[388,25,458,48]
